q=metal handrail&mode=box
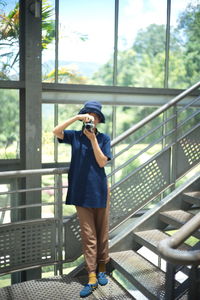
[111,80,200,147]
[158,211,200,265]
[0,167,68,179]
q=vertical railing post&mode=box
[165,262,176,300]
[170,104,178,190]
[188,265,200,300]
[111,106,116,185]
[54,173,63,276]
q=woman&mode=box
[53,101,112,297]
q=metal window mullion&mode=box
[111,0,119,184]
[163,0,171,152]
[53,0,59,165]
[164,0,171,89]
[54,173,63,276]
[113,0,119,86]
[55,0,59,83]
[54,104,58,163]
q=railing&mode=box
[0,168,68,276]
[158,211,200,300]
[158,211,200,265]
[0,81,200,278]
[107,80,200,232]
[108,80,200,183]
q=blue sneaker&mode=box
[97,272,108,286]
[80,282,98,297]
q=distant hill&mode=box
[42,60,101,77]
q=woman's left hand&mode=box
[83,129,96,141]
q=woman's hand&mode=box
[83,128,96,141]
[77,114,94,123]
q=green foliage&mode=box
[43,66,89,83]
[93,2,200,89]
[0,0,55,79]
[177,1,200,85]
[0,89,19,158]
[42,0,55,50]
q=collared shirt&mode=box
[58,130,112,208]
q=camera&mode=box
[83,121,95,132]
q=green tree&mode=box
[93,24,172,88]
[0,90,19,158]
[43,66,89,84]
[177,1,200,85]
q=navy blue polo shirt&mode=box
[58,130,112,208]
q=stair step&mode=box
[110,250,179,300]
[183,191,200,206]
[159,210,200,239]
[133,229,190,254]
[0,273,133,300]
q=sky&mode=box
[57,0,191,64]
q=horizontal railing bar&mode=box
[0,200,67,212]
[112,113,176,160]
[0,185,68,196]
[108,128,175,178]
[0,167,69,179]
[0,261,60,277]
[177,94,200,113]
[0,217,57,227]
[177,109,200,130]
[176,122,200,145]
[111,80,200,147]
[0,202,56,211]
[158,211,200,265]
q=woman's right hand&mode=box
[77,114,94,123]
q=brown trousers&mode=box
[76,189,110,273]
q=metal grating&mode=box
[109,149,171,229]
[0,274,134,300]
[133,229,190,252]
[64,216,82,261]
[159,210,194,226]
[0,219,56,274]
[177,126,200,178]
[110,250,169,300]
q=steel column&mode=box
[14,0,43,283]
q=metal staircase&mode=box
[109,173,200,299]
[0,81,199,299]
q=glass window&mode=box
[0,89,19,159]
[0,184,10,224]
[58,0,115,85]
[42,104,54,163]
[169,0,200,88]
[117,0,167,88]
[42,0,56,82]
[0,1,19,80]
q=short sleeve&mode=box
[57,130,74,144]
[102,134,112,161]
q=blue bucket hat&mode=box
[78,101,105,123]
